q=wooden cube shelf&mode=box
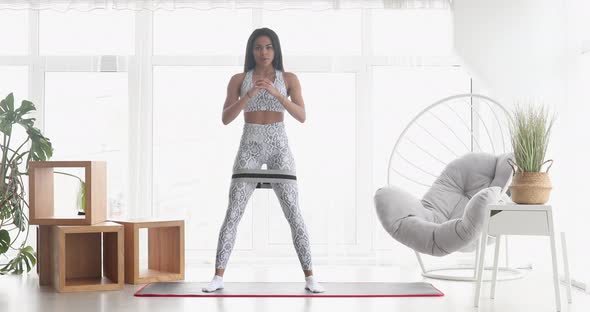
[29,161,107,225]
[111,219,184,284]
[39,222,124,293]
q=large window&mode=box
[154,9,252,56]
[0,67,28,100]
[44,72,129,217]
[0,11,28,55]
[263,9,362,56]
[1,7,462,263]
[40,9,134,55]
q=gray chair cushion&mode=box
[374,153,512,256]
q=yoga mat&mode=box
[134,282,444,298]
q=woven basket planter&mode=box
[510,172,552,204]
[508,159,553,204]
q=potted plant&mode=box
[508,102,556,204]
[0,93,53,274]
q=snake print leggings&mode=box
[214,122,313,271]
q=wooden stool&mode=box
[38,222,124,293]
[111,218,184,284]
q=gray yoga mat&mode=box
[135,282,444,298]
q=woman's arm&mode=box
[222,73,250,125]
[279,72,306,123]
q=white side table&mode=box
[473,203,572,311]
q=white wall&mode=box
[454,0,590,284]
[453,0,567,104]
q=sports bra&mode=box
[240,69,287,113]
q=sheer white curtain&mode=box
[0,0,450,11]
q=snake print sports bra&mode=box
[240,69,287,113]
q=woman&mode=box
[202,28,324,293]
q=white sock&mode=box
[202,275,224,293]
[305,275,325,293]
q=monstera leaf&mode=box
[26,126,53,162]
[0,230,9,254]
[0,92,52,274]
[0,246,36,274]
[0,93,15,136]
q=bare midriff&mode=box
[244,111,284,124]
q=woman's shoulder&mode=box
[232,72,247,80]
[229,72,248,86]
[282,71,299,83]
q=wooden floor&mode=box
[1,263,587,312]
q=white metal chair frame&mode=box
[386,93,524,282]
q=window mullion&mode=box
[128,9,154,219]
[355,8,374,254]
[28,9,44,132]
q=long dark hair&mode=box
[244,28,284,72]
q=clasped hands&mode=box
[246,78,286,104]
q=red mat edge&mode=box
[133,283,445,298]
